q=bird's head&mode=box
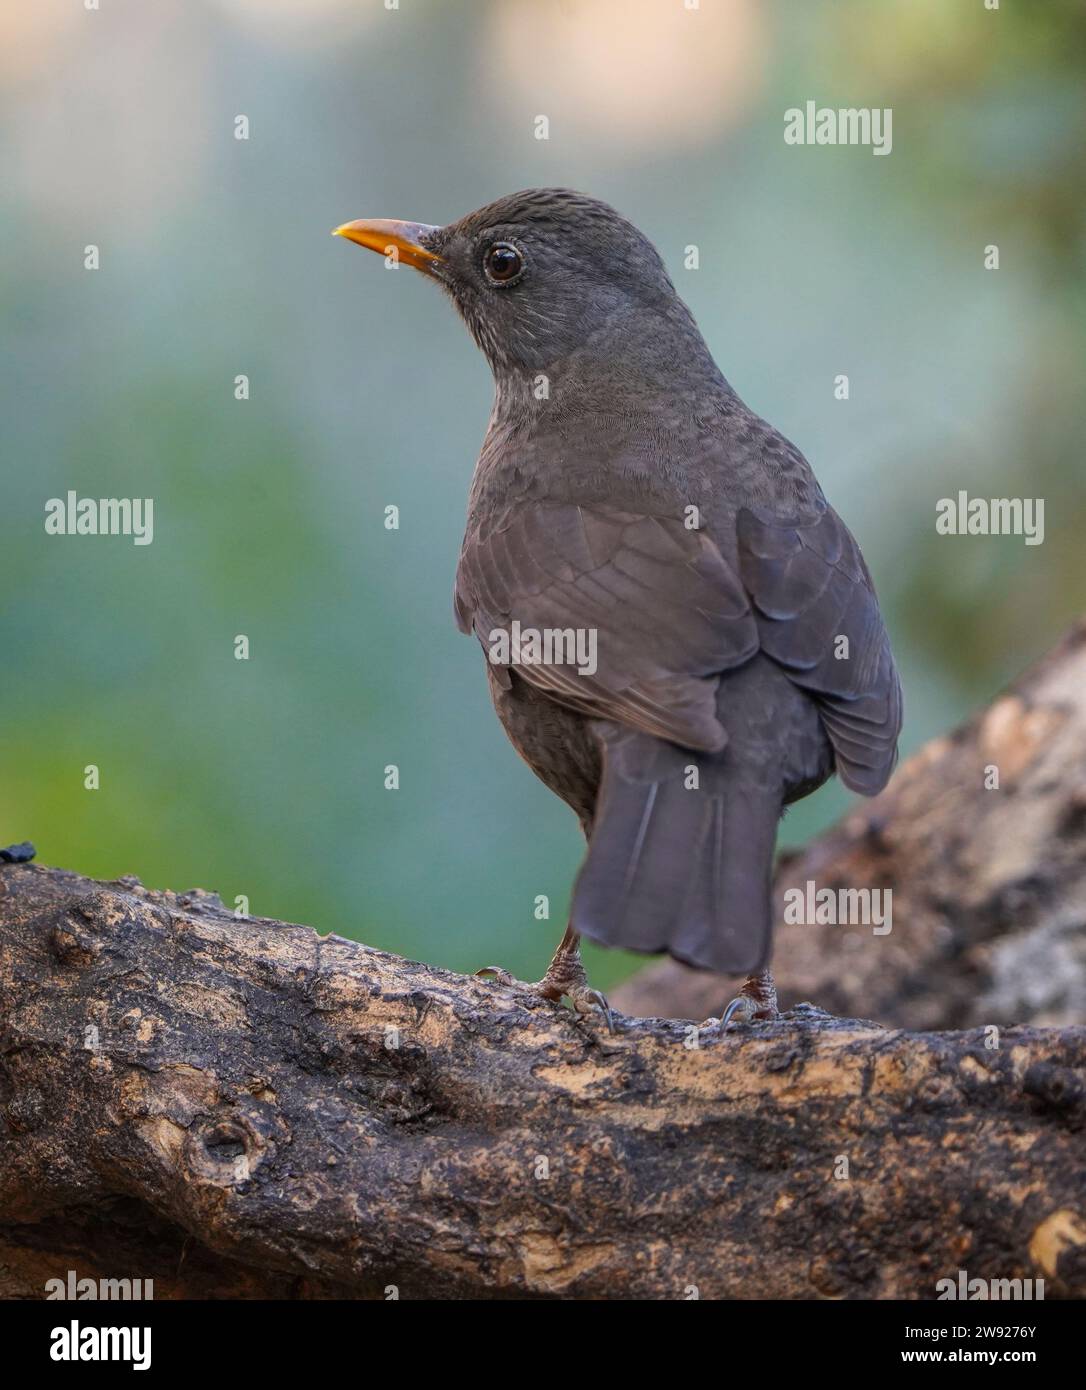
[334,188,715,395]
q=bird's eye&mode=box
[483,242,524,285]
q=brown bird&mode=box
[334,189,902,1028]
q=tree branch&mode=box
[1,842,1084,1298]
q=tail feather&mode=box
[571,729,781,975]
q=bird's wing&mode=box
[455,500,758,752]
[736,502,903,794]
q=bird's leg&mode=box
[476,923,614,1030]
[718,968,779,1029]
[536,924,614,1029]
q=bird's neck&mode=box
[489,301,733,431]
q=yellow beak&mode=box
[332,218,444,275]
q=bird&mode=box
[334,189,902,1029]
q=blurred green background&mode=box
[2,0,1084,989]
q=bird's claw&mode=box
[568,985,615,1033]
[719,993,759,1029]
[474,965,615,1032]
[474,965,518,987]
[711,969,779,1033]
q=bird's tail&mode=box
[570,728,781,975]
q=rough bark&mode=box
[1,857,1084,1300]
[616,622,1086,1031]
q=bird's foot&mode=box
[475,926,615,1032]
[714,968,779,1032]
[475,965,614,1032]
[548,976,614,1033]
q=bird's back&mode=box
[455,395,901,971]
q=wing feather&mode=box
[456,502,759,752]
[737,503,902,793]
